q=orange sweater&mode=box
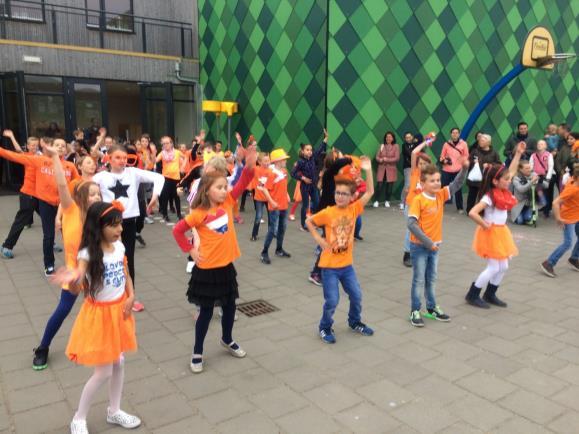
[0,148,79,205]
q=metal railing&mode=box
[0,0,194,58]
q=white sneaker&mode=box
[399,203,405,210]
[106,408,141,429]
[221,340,246,358]
[384,201,390,208]
[144,216,154,224]
[372,201,379,208]
[186,261,195,273]
[190,356,203,373]
[70,419,89,434]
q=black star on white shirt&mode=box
[109,180,129,199]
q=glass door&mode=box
[65,78,107,144]
[140,83,172,146]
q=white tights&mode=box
[474,259,509,289]
[73,355,125,421]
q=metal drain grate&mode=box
[237,300,279,317]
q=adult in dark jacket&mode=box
[466,134,501,213]
[399,132,417,209]
[544,123,571,217]
[504,122,537,162]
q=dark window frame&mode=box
[1,0,46,23]
[85,0,135,34]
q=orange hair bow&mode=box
[101,200,125,217]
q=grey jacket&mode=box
[510,173,533,222]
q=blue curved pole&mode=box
[460,63,526,141]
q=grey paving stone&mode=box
[194,389,255,424]
[498,389,565,425]
[12,401,71,433]
[249,385,309,418]
[390,399,458,433]
[335,402,401,433]
[447,394,513,431]
[7,381,65,413]
[136,394,195,429]
[456,371,518,402]
[275,406,342,434]
[507,367,567,397]
[304,382,363,414]
[357,378,415,410]
[548,410,579,434]
[217,411,282,434]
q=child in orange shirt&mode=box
[33,145,102,371]
[172,145,256,374]
[155,136,186,222]
[259,149,291,264]
[402,135,434,267]
[407,159,469,327]
[250,152,271,241]
[541,165,579,276]
[305,156,374,344]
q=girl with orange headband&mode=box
[466,142,526,309]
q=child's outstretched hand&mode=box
[245,144,257,169]
[516,141,526,155]
[235,132,242,144]
[43,144,59,157]
[461,158,470,170]
[49,267,80,287]
[359,156,372,171]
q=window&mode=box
[24,75,65,139]
[86,0,134,32]
[1,0,45,22]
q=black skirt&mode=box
[187,263,238,307]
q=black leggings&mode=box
[136,184,147,234]
[193,302,236,355]
[159,177,180,217]
[3,193,38,250]
[38,200,58,268]
[121,218,136,286]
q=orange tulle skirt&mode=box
[293,181,302,202]
[66,294,137,366]
[472,224,518,260]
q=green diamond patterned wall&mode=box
[327,0,578,157]
[198,0,328,152]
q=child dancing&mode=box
[465,142,525,308]
[52,201,140,434]
[172,145,257,373]
[305,156,375,343]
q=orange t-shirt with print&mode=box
[61,202,83,289]
[161,150,182,180]
[406,168,422,206]
[184,194,240,269]
[252,165,272,202]
[310,200,364,268]
[559,183,579,224]
[408,187,450,245]
[265,167,289,211]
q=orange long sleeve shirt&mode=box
[0,148,79,205]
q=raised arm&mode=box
[358,156,374,206]
[508,142,526,178]
[448,160,469,196]
[45,145,74,209]
[2,130,23,153]
[410,139,432,171]
[230,145,256,200]
[0,146,34,166]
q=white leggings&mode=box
[73,355,125,421]
[474,259,509,289]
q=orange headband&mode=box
[101,200,125,217]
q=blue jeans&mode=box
[319,266,362,330]
[262,209,288,254]
[354,215,362,238]
[40,289,78,348]
[251,200,268,238]
[410,242,439,311]
[548,223,579,266]
[300,183,319,229]
[515,206,533,224]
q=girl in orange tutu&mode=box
[52,201,140,434]
[466,142,526,309]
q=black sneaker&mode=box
[540,260,556,277]
[135,234,146,247]
[44,266,55,277]
[425,306,451,322]
[33,347,49,370]
[275,249,291,258]
[349,321,374,336]
[308,273,322,286]
[409,310,424,327]
[403,252,412,268]
[569,258,579,272]
[354,235,364,241]
[177,213,183,221]
[260,253,271,265]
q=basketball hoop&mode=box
[535,52,576,67]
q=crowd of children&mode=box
[0,121,577,433]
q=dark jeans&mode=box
[319,265,362,330]
[40,289,77,348]
[466,186,479,213]
[548,223,579,266]
[159,177,180,217]
[38,200,58,268]
[354,215,362,238]
[3,193,38,250]
[121,217,137,286]
[240,190,254,212]
[311,227,325,277]
[300,183,319,228]
[262,209,288,254]
[544,173,560,214]
[251,200,268,238]
[441,171,463,210]
[373,182,393,202]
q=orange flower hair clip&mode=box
[101,200,125,217]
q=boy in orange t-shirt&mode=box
[306,156,374,344]
[259,149,291,264]
[541,166,579,275]
[407,161,468,327]
[250,153,271,241]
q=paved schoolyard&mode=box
[0,193,578,433]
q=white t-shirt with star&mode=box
[77,240,126,301]
[93,167,164,219]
